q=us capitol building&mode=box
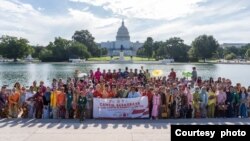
[100,20,143,57]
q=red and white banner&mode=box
[93,96,149,118]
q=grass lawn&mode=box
[198,59,219,63]
[88,56,155,61]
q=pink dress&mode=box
[94,71,102,81]
[152,94,161,117]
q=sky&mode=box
[0,0,250,46]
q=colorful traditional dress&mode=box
[152,94,161,118]
[8,91,20,118]
[57,91,66,119]
[193,92,200,118]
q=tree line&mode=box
[1,32,250,62]
[137,35,250,62]
[0,30,107,62]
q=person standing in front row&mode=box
[151,89,161,120]
[193,87,201,118]
[78,91,87,122]
[50,88,58,119]
[66,87,74,119]
[86,86,94,119]
[207,87,216,118]
[8,88,20,118]
[57,87,66,119]
[43,87,51,119]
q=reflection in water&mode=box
[0,63,249,87]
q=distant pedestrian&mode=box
[191,67,197,82]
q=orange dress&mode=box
[9,92,20,106]
[57,91,66,106]
[107,90,115,98]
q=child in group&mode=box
[151,89,161,120]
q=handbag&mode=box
[218,104,227,111]
[161,106,168,118]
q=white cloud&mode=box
[0,0,250,46]
[0,0,121,45]
[37,7,44,11]
[127,0,250,44]
[70,0,203,20]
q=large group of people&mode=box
[0,66,250,122]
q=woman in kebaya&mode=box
[239,87,248,118]
[151,89,161,120]
[216,87,227,118]
[193,86,201,118]
[207,87,216,118]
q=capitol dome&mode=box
[116,20,130,41]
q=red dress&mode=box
[93,90,102,98]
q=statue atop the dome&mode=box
[122,19,124,26]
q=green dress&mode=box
[66,93,73,110]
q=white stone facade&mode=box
[100,20,143,56]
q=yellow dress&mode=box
[208,92,216,106]
[193,92,200,112]
[50,90,58,109]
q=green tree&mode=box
[39,48,53,62]
[188,47,198,62]
[136,47,146,57]
[223,46,239,56]
[153,41,164,59]
[164,37,190,62]
[245,48,250,60]
[68,42,91,60]
[47,37,71,61]
[191,35,219,62]
[0,35,32,61]
[239,44,250,58]
[143,37,154,60]
[156,45,167,60]
[72,30,101,57]
[100,47,108,56]
[213,47,224,59]
[225,53,236,60]
[32,45,45,59]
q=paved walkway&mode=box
[0,118,249,141]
